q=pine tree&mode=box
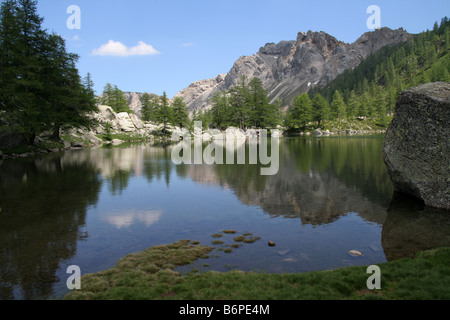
[44,34,98,139]
[0,0,47,144]
[346,90,359,119]
[331,90,347,121]
[156,91,172,135]
[228,76,251,129]
[357,92,370,117]
[0,0,97,144]
[171,96,190,129]
[101,83,114,105]
[101,83,130,113]
[111,85,129,113]
[248,77,270,128]
[210,90,230,130]
[312,93,330,125]
[140,92,153,122]
[287,93,312,130]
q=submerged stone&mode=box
[348,250,363,256]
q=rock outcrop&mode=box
[383,82,450,210]
[175,27,411,113]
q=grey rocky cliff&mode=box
[383,82,450,210]
[175,27,411,113]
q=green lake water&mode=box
[1,135,450,300]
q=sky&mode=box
[35,0,449,98]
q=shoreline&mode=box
[63,239,450,300]
[0,129,387,161]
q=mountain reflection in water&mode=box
[1,136,449,300]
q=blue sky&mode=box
[36,0,449,98]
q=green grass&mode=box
[285,117,393,136]
[64,240,450,300]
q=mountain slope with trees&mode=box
[291,17,450,134]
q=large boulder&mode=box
[115,112,137,132]
[383,82,450,210]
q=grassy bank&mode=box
[64,240,450,300]
[285,117,392,136]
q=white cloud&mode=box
[182,42,194,47]
[92,40,160,57]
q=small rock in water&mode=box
[268,241,276,247]
[348,250,363,256]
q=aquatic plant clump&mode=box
[64,240,213,300]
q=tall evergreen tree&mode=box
[101,83,130,113]
[0,0,98,144]
[331,90,346,121]
[228,76,251,129]
[140,92,159,122]
[287,93,312,130]
[171,96,190,129]
[248,77,270,128]
[43,34,98,139]
[156,91,172,135]
[312,93,330,125]
[346,90,359,119]
[210,90,230,130]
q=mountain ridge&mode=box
[175,27,412,113]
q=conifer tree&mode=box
[248,77,270,128]
[210,90,230,130]
[156,91,172,135]
[346,90,359,119]
[331,90,347,121]
[287,93,312,130]
[228,76,251,129]
[140,92,153,122]
[0,0,98,144]
[312,93,330,126]
[101,83,130,113]
[171,96,190,129]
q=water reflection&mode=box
[382,193,450,261]
[1,137,449,300]
[186,136,393,225]
[102,210,163,229]
[0,153,102,300]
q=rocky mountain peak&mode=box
[175,27,412,114]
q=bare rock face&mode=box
[175,27,411,113]
[383,82,450,210]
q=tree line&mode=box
[193,76,283,130]
[100,83,191,134]
[0,0,97,145]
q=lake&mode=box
[1,135,450,300]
